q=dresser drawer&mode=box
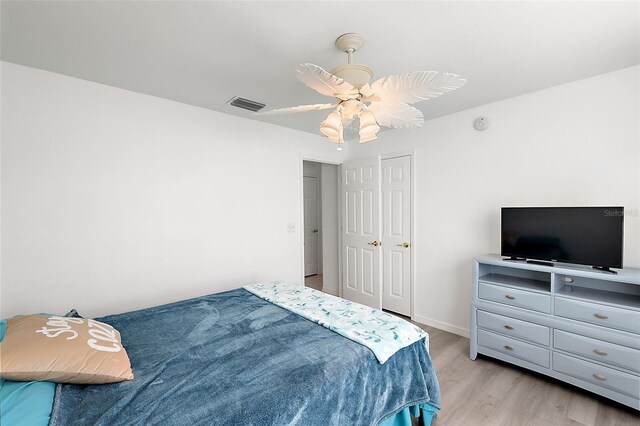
[478,310,549,346]
[478,282,551,313]
[555,297,640,334]
[478,329,549,367]
[554,330,640,373]
[553,352,640,399]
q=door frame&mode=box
[303,175,321,277]
[298,149,415,319]
[379,150,416,320]
[298,154,343,294]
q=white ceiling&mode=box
[2,1,639,136]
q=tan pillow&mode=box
[0,315,134,384]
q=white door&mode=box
[381,156,412,316]
[304,176,319,276]
[341,157,382,309]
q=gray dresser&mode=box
[470,254,640,410]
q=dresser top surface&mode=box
[475,254,640,284]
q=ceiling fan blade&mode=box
[295,63,358,99]
[359,83,374,97]
[370,71,466,105]
[260,102,338,115]
[368,102,424,130]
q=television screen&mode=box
[501,207,624,269]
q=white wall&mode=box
[348,65,640,336]
[3,62,638,339]
[321,163,340,296]
[0,62,345,318]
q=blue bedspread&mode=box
[49,289,440,425]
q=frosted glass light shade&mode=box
[359,133,378,143]
[326,135,344,145]
[321,111,344,143]
[359,110,380,143]
[320,111,343,140]
[339,100,362,126]
[341,100,361,117]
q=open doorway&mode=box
[302,160,339,295]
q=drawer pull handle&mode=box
[504,345,514,351]
[593,349,608,356]
[504,325,514,330]
[593,374,607,381]
[594,313,608,320]
[505,295,515,300]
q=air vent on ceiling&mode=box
[228,96,266,112]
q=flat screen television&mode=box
[501,207,624,271]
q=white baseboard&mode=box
[412,314,470,338]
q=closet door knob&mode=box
[593,349,608,356]
[504,325,514,330]
[396,242,410,248]
[594,313,608,319]
[593,374,607,381]
[505,295,515,300]
[504,345,514,351]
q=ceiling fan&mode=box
[261,33,466,145]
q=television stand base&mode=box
[592,266,618,274]
[526,260,555,267]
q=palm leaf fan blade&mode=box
[368,103,424,130]
[260,102,338,115]
[370,71,466,105]
[295,63,358,98]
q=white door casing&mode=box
[303,176,319,276]
[341,157,382,309]
[381,156,412,316]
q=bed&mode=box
[2,285,441,425]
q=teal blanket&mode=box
[48,289,440,425]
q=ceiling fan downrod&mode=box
[331,33,373,90]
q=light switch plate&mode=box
[287,223,296,233]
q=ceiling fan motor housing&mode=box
[332,33,373,90]
[330,63,374,90]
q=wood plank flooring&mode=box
[417,323,640,426]
[304,274,323,291]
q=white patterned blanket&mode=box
[243,282,428,363]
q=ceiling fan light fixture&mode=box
[320,111,344,142]
[340,99,362,116]
[341,116,355,126]
[359,133,378,143]
[326,135,344,144]
[359,110,380,143]
[260,33,466,147]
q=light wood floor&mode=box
[305,274,323,291]
[416,323,640,426]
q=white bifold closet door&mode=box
[341,155,411,316]
[341,157,383,309]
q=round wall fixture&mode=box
[474,116,490,131]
